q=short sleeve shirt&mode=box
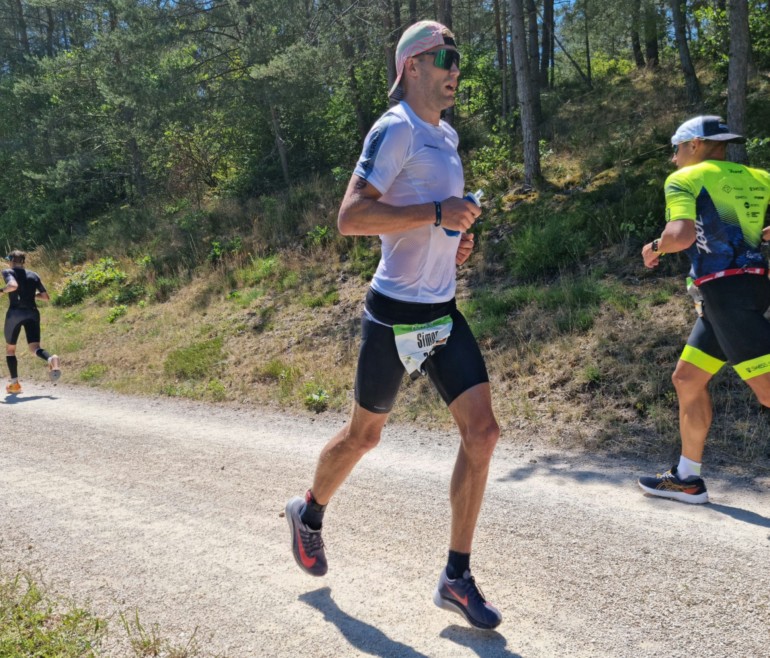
[664,160,770,279]
[2,267,46,310]
[353,101,465,303]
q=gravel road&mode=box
[1,383,769,658]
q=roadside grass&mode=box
[0,571,215,658]
[0,572,103,657]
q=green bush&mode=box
[54,258,127,307]
[107,305,128,323]
[304,386,329,413]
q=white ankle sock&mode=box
[677,455,702,479]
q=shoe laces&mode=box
[301,526,325,555]
[461,571,488,605]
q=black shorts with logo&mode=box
[355,289,489,413]
[684,274,770,379]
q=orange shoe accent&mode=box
[446,584,469,606]
[6,381,22,394]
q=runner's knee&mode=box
[343,425,382,454]
[462,419,499,461]
[671,365,705,393]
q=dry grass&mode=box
[22,240,769,474]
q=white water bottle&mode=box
[464,189,484,207]
[444,189,484,237]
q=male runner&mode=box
[2,250,61,393]
[639,115,770,503]
[285,20,502,629]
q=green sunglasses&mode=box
[421,49,461,70]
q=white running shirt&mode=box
[353,101,464,303]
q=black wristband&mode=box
[433,201,442,227]
[652,239,660,252]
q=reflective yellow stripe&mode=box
[680,345,725,375]
[734,354,770,380]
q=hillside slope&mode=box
[14,67,770,471]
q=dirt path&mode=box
[1,384,769,657]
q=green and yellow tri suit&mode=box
[664,160,770,379]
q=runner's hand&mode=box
[440,196,481,233]
[642,242,659,269]
[456,233,474,265]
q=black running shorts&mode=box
[354,289,489,413]
[682,274,770,380]
[4,308,41,345]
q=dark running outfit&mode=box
[352,101,488,413]
[664,160,770,379]
[3,267,46,345]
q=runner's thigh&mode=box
[424,309,489,406]
[702,276,770,364]
[355,314,404,414]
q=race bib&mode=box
[393,315,453,379]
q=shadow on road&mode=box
[299,587,524,658]
[439,625,524,657]
[504,456,770,532]
[497,461,626,486]
[2,394,58,404]
[299,587,430,658]
[704,503,770,528]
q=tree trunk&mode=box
[12,0,30,56]
[437,0,454,124]
[630,0,645,67]
[551,19,592,87]
[45,7,55,57]
[670,0,702,107]
[269,104,290,188]
[726,0,749,163]
[409,0,417,23]
[643,0,659,67]
[525,0,541,122]
[493,0,509,118]
[504,0,518,113]
[385,1,401,98]
[540,0,554,87]
[437,0,452,28]
[583,0,592,86]
[510,0,541,186]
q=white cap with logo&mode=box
[670,115,746,145]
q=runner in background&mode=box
[638,116,770,503]
[2,250,60,394]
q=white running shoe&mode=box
[48,355,61,383]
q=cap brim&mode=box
[705,133,746,143]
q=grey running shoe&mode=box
[285,496,327,576]
[48,355,61,383]
[638,466,709,504]
[433,568,502,630]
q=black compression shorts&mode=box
[354,289,490,413]
[5,308,42,345]
[681,274,770,380]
